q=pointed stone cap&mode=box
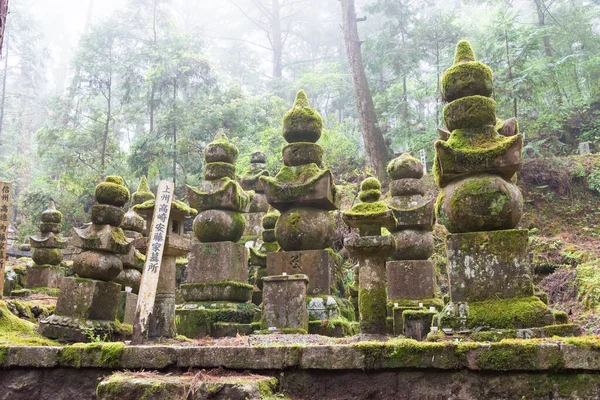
[441,40,493,103]
[343,178,396,233]
[283,90,323,144]
[132,177,155,206]
[454,40,476,63]
[204,130,239,164]
[387,153,423,180]
[40,200,62,224]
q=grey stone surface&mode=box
[267,249,332,295]
[262,274,309,330]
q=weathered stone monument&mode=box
[261,91,356,335]
[40,176,131,341]
[239,150,270,237]
[114,178,152,324]
[385,154,440,337]
[261,274,309,333]
[27,201,67,289]
[133,189,196,338]
[262,91,338,293]
[179,132,258,338]
[249,207,280,305]
[343,178,396,335]
[434,41,557,332]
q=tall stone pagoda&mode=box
[434,41,557,332]
[239,150,270,237]
[180,132,258,338]
[343,178,396,335]
[27,201,67,289]
[262,91,339,294]
[40,176,132,342]
[385,154,441,336]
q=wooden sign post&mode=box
[0,182,11,297]
[419,149,427,175]
[132,180,174,344]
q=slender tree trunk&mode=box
[101,78,111,178]
[0,34,8,147]
[504,28,517,118]
[340,0,389,182]
[534,0,552,57]
[172,78,177,187]
[149,0,158,133]
[271,0,283,78]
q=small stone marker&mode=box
[0,182,11,296]
[419,149,427,175]
[132,180,174,344]
[579,142,590,155]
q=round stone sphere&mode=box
[275,207,335,251]
[436,175,523,233]
[114,268,142,294]
[387,153,423,180]
[193,209,245,242]
[32,248,63,265]
[391,230,434,260]
[73,250,123,281]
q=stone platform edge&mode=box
[2,338,600,372]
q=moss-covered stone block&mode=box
[446,229,533,302]
[262,168,339,211]
[282,142,324,166]
[283,90,323,143]
[443,95,497,131]
[180,281,253,303]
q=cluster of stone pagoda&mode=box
[26,40,577,343]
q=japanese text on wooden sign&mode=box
[0,182,12,296]
[132,180,173,343]
[419,149,427,175]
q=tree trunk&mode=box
[504,28,517,118]
[172,78,178,187]
[101,78,111,178]
[533,0,552,57]
[0,34,8,147]
[340,0,389,182]
[271,0,283,78]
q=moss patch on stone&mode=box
[443,95,497,132]
[0,300,59,347]
[454,40,476,63]
[283,90,323,143]
[345,201,389,218]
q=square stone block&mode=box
[267,250,332,295]
[244,212,265,237]
[55,277,121,321]
[187,241,248,284]
[392,305,420,336]
[387,260,436,301]
[117,291,138,325]
[403,310,437,341]
[27,265,64,288]
[262,275,309,330]
[447,229,533,302]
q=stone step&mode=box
[96,371,279,400]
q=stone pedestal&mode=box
[447,229,533,301]
[387,260,436,301]
[148,255,177,338]
[262,274,309,332]
[439,229,556,330]
[345,236,395,335]
[243,212,266,237]
[39,277,122,341]
[187,241,248,283]
[26,265,65,289]
[267,250,332,295]
[403,310,437,341]
[117,291,138,325]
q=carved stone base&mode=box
[267,250,333,295]
[26,264,65,289]
[261,275,309,332]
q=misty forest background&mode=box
[1,0,599,239]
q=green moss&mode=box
[454,40,475,63]
[40,202,63,223]
[60,344,83,368]
[358,189,381,203]
[262,210,280,229]
[132,199,196,217]
[553,310,569,324]
[186,178,253,213]
[386,153,422,180]
[274,163,322,184]
[345,201,389,218]
[131,176,155,206]
[440,296,554,330]
[544,323,578,337]
[443,95,496,131]
[11,287,60,297]
[106,176,124,185]
[358,286,388,333]
[193,210,246,242]
[361,177,381,191]
[355,339,457,369]
[402,309,437,320]
[204,131,239,163]
[205,161,236,180]
[60,342,125,368]
[95,181,130,207]
[283,90,323,143]
[441,61,493,103]
[474,339,561,370]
